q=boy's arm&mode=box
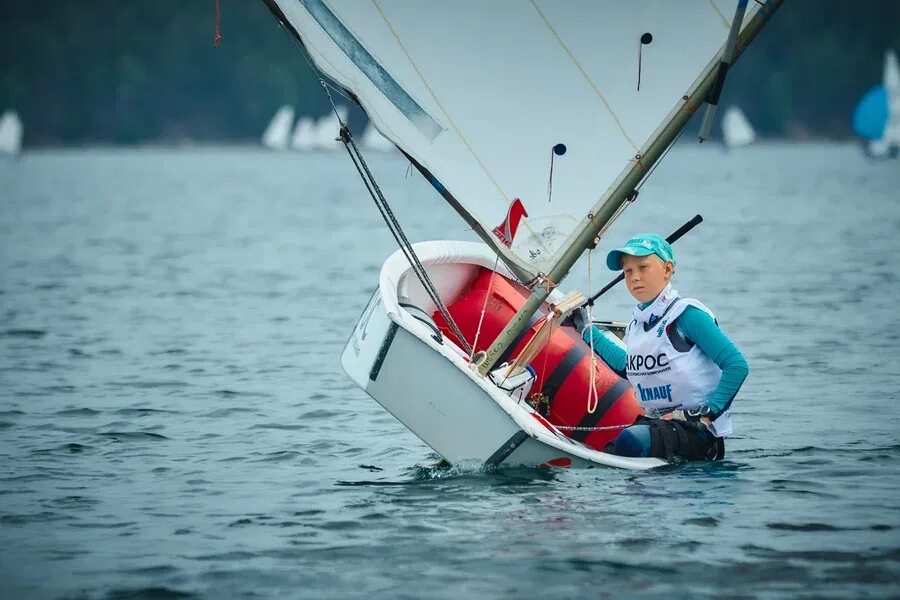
[675,306,749,416]
[582,325,628,378]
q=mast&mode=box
[476,0,786,375]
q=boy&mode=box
[578,233,749,461]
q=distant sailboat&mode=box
[312,106,348,151]
[0,110,23,157]
[852,49,899,158]
[261,105,295,150]
[290,116,316,151]
[360,121,395,152]
[721,106,756,149]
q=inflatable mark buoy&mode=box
[432,268,642,451]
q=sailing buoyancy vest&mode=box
[623,298,733,437]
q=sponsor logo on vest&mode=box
[628,353,669,371]
[636,383,674,403]
[656,318,669,337]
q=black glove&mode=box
[570,307,589,332]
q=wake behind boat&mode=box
[260,0,786,469]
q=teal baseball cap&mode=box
[606,233,675,271]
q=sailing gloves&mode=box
[569,307,590,332]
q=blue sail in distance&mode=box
[852,84,888,140]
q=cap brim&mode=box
[605,247,654,271]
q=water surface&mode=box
[1,144,899,598]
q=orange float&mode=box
[432,268,642,451]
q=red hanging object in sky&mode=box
[214,0,222,47]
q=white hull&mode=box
[340,241,665,470]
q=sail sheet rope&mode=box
[470,254,501,360]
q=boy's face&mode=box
[621,254,674,304]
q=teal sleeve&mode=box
[674,306,749,415]
[582,325,627,375]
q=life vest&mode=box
[624,298,733,437]
[433,268,641,451]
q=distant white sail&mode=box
[313,106,348,150]
[360,121,394,152]
[721,106,756,148]
[268,0,760,276]
[290,116,316,150]
[262,105,295,150]
[881,50,900,151]
[0,110,23,156]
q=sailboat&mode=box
[721,106,756,149]
[261,105,295,150]
[853,49,900,158]
[290,116,316,151]
[261,0,785,470]
[0,110,23,157]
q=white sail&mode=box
[267,0,759,277]
[290,116,316,150]
[262,105,295,150]
[0,110,23,156]
[721,105,756,148]
[312,105,348,150]
[361,121,395,152]
[881,49,900,150]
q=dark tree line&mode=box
[1,0,898,146]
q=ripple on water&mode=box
[97,431,170,442]
[766,522,846,532]
[249,422,307,431]
[101,587,199,599]
[1,147,898,599]
[2,328,47,339]
[54,407,101,417]
[31,443,94,455]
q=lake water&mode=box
[1,144,899,599]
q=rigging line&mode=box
[346,143,472,355]
[369,0,510,204]
[340,131,473,356]
[471,254,502,360]
[705,0,731,29]
[328,109,473,355]
[529,0,637,152]
[213,0,222,47]
[585,244,599,414]
[273,13,359,112]
[268,4,472,353]
[551,423,630,432]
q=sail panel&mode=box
[270,0,758,276]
